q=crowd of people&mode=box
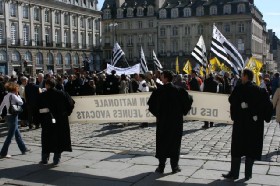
[0,68,278,180]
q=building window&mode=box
[159,9,166,18]
[56,53,62,65]
[128,35,132,45]
[138,35,142,44]
[103,9,111,19]
[64,30,69,43]
[185,25,191,35]
[55,12,60,24]
[138,21,142,29]
[12,51,20,62]
[117,9,123,18]
[23,5,29,19]
[34,26,40,45]
[0,23,3,44]
[171,8,178,18]
[238,23,245,32]
[23,24,29,45]
[137,7,143,16]
[45,9,50,22]
[73,31,77,44]
[238,4,246,13]
[80,17,84,28]
[47,53,54,65]
[224,24,231,33]
[55,29,59,43]
[74,54,79,65]
[172,26,178,36]
[10,3,17,17]
[185,40,190,53]
[196,6,204,16]
[34,7,40,21]
[184,8,191,17]
[237,38,244,52]
[24,51,32,62]
[65,53,71,65]
[36,52,43,65]
[0,50,6,61]
[10,23,17,45]
[72,16,77,27]
[172,40,178,53]
[160,40,165,54]
[128,49,132,59]
[148,20,153,28]
[64,14,69,25]
[127,8,133,17]
[148,34,153,45]
[0,1,3,15]
[147,6,154,16]
[160,27,165,36]
[223,4,231,15]
[88,19,92,29]
[128,22,132,29]
[198,25,204,35]
[81,32,85,46]
[88,33,93,46]
[45,27,50,44]
[210,6,217,15]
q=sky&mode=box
[97,0,280,36]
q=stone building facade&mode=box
[101,0,274,71]
[0,0,102,75]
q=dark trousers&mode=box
[230,156,254,178]
[27,105,39,127]
[158,156,179,170]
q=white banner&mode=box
[69,91,232,124]
[106,64,140,76]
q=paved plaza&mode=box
[0,120,280,185]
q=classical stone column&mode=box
[51,9,55,47]
[41,7,46,47]
[60,11,65,47]
[69,13,73,48]
[17,2,23,46]
[77,15,81,48]
[30,5,35,46]
[85,17,88,49]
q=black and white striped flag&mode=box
[112,42,125,66]
[211,25,244,74]
[152,50,163,71]
[140,47,148,74]
[191,35,208,75]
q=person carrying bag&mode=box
[0,82,30,158]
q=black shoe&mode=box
[201,125,209,129]
[222,172,239,180]
[172,167,181,174]
[22,148,31,155]
[53,160,60,166]
[245,176,252,181]
[39,160,48,165]
[155,167,164,174]
[210,123,214,127]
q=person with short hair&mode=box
[137,74,149,92]
[0,82,30,158]
[148,70,193,174]
[38,79,74,165]
[223,69,272,181]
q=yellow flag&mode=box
[199,66,204,77]
[209,57,221,72]
[183,60,192,74]
[176,57,180,74]
[245,57,263,86]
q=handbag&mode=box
[9,95,23,115]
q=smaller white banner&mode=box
[107,64,140,76]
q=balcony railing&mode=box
[66,43,71,48]
[46,42,53,47]
[11,39,20,46]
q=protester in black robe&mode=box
[38,79,75,165]
[148,70,193,174]
[223,69,272,181]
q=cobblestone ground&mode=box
[1,120,280,162]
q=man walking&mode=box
[222,69,272,181]
[148,70,193,174]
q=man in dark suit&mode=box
[104,70,119,95]
[148,70,193,174]
[25,77,41,129]
[223,69,272,181]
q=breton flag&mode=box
[191,35,208,76]
[210,25,244,74]
[152,50,163,71]
[112,42,125,66]
[140,46,148,74]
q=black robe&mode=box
[229,82,272,160]
[148,83,192,159]
[39,88,74,153]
